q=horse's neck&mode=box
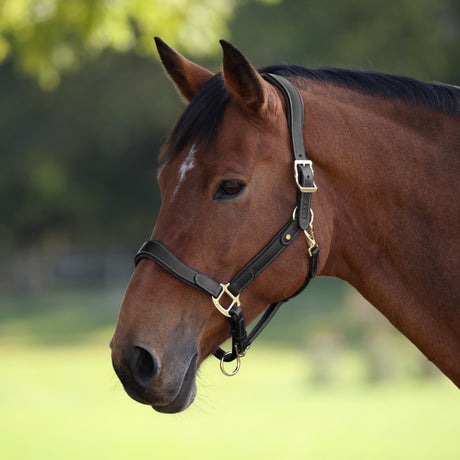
[304,85,460,385]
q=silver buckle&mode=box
[294,160,317,193]
[212,283,241,317]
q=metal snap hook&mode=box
[219,347,241,376]
[303,209,317,256]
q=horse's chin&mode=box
[118,352,198,414]
[152,385,197,414]
[151,353,198,414]
[152,364,198,414]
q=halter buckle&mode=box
[294,160,317,193]
[212,283,241,317]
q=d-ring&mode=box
[219,349,241,376]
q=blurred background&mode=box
[1,0,459,459]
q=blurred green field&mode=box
[1,284,459,459]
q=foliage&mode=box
[0,0,240,89]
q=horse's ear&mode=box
[220,40,277,115]
[155,37,214,102]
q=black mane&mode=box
[263,64,460,115]
[163,65,460,161]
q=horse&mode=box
[111,37,460,413]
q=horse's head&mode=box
[111,39,318,413]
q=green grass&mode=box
[1,335,459,460]
[1,285,459,459]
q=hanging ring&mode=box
[219,347,241,376]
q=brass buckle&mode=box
[294,160,317,193]
[212,283,241,317]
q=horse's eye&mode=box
[213,180,246,201]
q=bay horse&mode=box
[111,37,460,413]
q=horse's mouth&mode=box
[115,351,198,414]
[151,353,198,414]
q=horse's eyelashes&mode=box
[213,180,246,201]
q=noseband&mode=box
[134,74,319,375]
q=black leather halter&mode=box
[134,73,319,375]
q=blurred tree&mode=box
[229,0,460,84]
[0,52,178,251]
[0,0,279,89]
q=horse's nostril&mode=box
[130,345,159,387]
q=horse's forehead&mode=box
[158,143,197,196]
[160,100,284,189]
[212,106,283,160]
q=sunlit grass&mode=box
[1,331,459,460]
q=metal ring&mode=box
[292,207,314,226]
[219,350,241,376]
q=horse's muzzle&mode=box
[111,342,198,413]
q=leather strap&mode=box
[227,219,301,296]
[262,73,315,230]
[262,74,306,162]
[134,240,222,298]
